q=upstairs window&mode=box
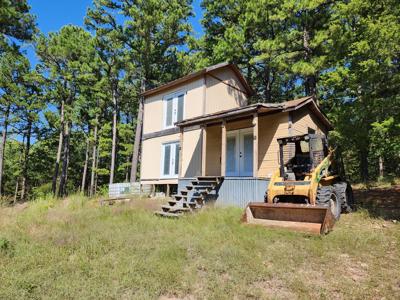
[164,92,185,128]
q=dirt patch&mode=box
[159,295,195,300]
[338,254,368,283]
[251,278,297,299]
[354,185,400,220]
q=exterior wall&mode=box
[258,112,289,178]
[140,133,180,184]
[291,107,328,135]
[141,67,250,184]
[143,78,204,135]
[205,68,248,114]
[182,129,202,177]
[205,125,222,176]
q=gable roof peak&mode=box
[141,62,254,97]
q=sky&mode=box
[25,0,204,66]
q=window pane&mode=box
[165,98,173,127]
[226,136,237,174]
[177,95,184,122]
[174,143,180,175]
[163,145,171,175]
[243,133,253,174]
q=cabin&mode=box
[140,62,332,207]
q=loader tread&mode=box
[316,185,341,220]
[334,182,354,213]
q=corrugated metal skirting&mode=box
[178,177,269,208]
[217,178,270,208]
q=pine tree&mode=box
[36,25,97,196]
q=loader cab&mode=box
[277,134,328,181]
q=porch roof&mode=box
[175,96,333,130]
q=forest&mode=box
[0,0,399,201]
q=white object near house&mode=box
[108,182,151,198]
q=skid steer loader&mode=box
[243,134,354,234]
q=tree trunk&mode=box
[13,178,19,204]
[94,144,100,194]
[379,156,384,178]
[89,119,98,197]
[20,119,32,201]
[303,27,317,98]
[0,105,10,197]
[58,121,70,197]
[360,148,369,183]
[81,131,90,194]
[109,87,118,185]
[263,67,272,103]
[130,82,146,183]
[52,100,65,196]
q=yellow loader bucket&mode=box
[242,202,336,234]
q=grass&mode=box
[0,195,399,299]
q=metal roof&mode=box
[175,96,333,130]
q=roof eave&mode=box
[141,63,254,98]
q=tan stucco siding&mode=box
[205,68,248,114]
[291,107,327,135]
[258,112,289,178]
[140,133,180,180]
[205,125,222,176]
[182,129,202,177]
[143,78,204,135]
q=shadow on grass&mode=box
[353,185,400,220]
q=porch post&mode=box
[221,120,226,177]
[201,125,207,176]
[253,113,259,178]
[179,127,184,177]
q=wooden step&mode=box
[167,199,192,207]
[192,181,216,186]
[155,211,181,218]
[174,194,187,200]
[180,190,189,195]
[197,176,221,180]
[193,185,213,190]
[162,205,191,213]
[186,185,194,190]
[168,199,178,206]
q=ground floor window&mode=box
[161,141,179,178]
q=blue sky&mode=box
[25,0,204,66]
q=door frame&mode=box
[225,128,253,177]
[226,130,240,176]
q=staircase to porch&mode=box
[155,176,223,218]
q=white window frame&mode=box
[163,90,186,129]
[160,141,180,178]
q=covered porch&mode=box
[174,97,332,207]
[177,102,289,180]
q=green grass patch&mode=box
[0,196,399,299]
